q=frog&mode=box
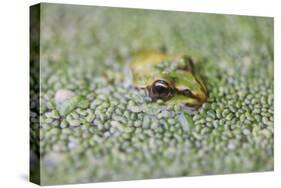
[129,50,208,107]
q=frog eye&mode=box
[152,80,172,98]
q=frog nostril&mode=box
[182,89,192,97]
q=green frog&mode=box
[129,50,208,107]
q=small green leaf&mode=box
[58,96,89,116]
[178,112,194,132]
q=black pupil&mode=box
[155,85,169,94]
[153,80,170,95]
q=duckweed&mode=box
[30,4,273,185]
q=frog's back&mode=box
[131,50,167,66]
[130,50,175,88]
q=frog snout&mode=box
[195,91,208,103]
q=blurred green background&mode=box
[30,3,273,185]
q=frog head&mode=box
[146,56,208,107]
